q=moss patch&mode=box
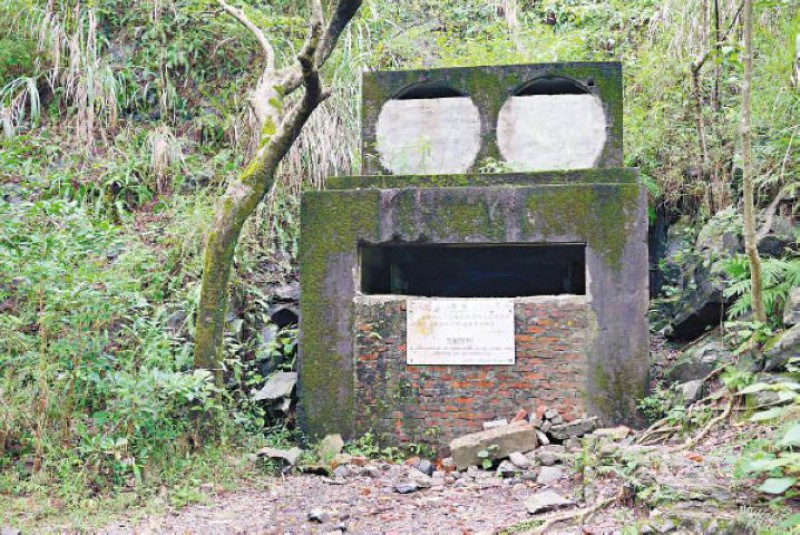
[523,183,640,271]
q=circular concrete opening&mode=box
[497,77,607,171]
[375,84,481,175]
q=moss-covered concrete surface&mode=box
[298,175,649,441]
[362,62,624,176]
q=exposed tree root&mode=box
[668,395,735,452]
[526,495,618,534]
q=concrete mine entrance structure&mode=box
[298,62,648,449]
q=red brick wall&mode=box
[353,296,589,451]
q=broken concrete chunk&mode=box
[318,434,345,460]
[547,416,598,440]
[256,446,303,466]
[253,371,297,401]
[449,423,538,470]
[544,409,560,420]
[483,418,509,430]
[526,490,574,514]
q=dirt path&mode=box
[103,426,764,535]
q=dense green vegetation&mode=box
[1,0,797,528]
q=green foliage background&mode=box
[0,0,798,527]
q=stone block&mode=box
[449,423,537,470]
[548,417,598,441]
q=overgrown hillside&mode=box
[0,0,798,529]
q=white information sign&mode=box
[406,298,515,365]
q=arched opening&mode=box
[497,76,606,172]
[375,83,480,175]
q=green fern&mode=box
[724,255,800,321]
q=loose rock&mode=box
[318,434,345,460]
[548,417,598,440]
[416,459,434,476]
[535,429,550,445]
[526,490,574,514]
[592,426,631,441]
[256,446,303,466]
[496,460,518,478]
[394,482,420,494]
[536,465,565,485]
[508,451,530,469]
[253,371,297,401]
[449,423,537,470]
[308,508,331,523]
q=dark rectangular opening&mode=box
[359,243,586,297]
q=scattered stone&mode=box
[508,451,530,469]
[256,446,303,466]
[449,423,538,470]
[550,414,563,425]
[531,445,568,466]
[318,434,345,460]
[483,418,508,430]
[530,418,543,428]
[1,529,21,535]
[535,429,550,445]
[407,469,433,488]
[496,460,518,478]
[540,420,552,433]
[536,465,565,485]
[359,466,380,478]
[416,459,434,476]
[535,405,548,419]
[592,426,631,441]
[764,323,800,372]
[544,409,560,420]
[253,371,297,401]
[441,457,456,471]
[547,417,597,440]
[525,490,574,514]
[308,508,331,523]
[332,465,350,479]
[564,437,581,451]
[679,379,704,404]
[394,482,420,494]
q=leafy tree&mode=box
[193,0,362,383]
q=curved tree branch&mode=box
[217,0,275,71]
[194,0,360,386]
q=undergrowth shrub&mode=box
[0,193,242,498]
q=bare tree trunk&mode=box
[194,0,362,382]
[741,0,766,323]
[793,33,800,89]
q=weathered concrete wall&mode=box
[354,296,589,450]
[497,95,607,171]
[361,62,624,176]
[375,98,481,175]
[298,172,649,441]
